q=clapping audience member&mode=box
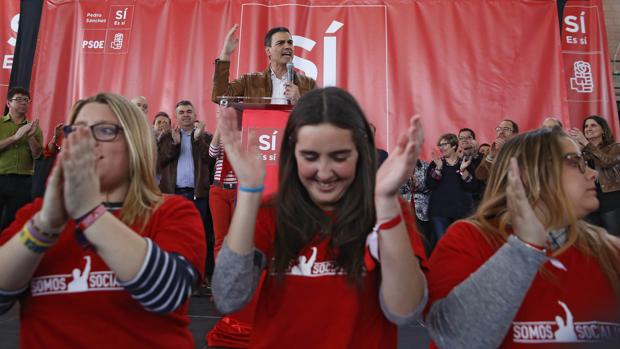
[425,127,620,348]
[153,111,171,142]
[0,87,43,230]
[426,134,477,240]
[458,128,484,207]
[0,93,205,348]
[569,115,620,235]
[158,100,216,280]
[475,119,519,182]
[401,159,434,255]
[212,87,428,349]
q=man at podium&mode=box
[206,25,316,348]
[211,24,316,105]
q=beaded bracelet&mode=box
[20,222,56,253]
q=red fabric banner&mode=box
[561,0,620,135]
[31,0,566,158]
[0,0,20,101]
[240,106,291,197]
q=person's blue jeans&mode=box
[431,216,457,242]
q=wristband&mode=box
[511,234,547,254]
[372,214,403,236]
[76,204,107,232]
[378,214,402,230]
[20,223,55,253]
[27,220,59,244]
[238,184,264,193]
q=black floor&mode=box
[0,295,430,348]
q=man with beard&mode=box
[475,119,519,182]
[458,128,484,207]
[212,25,316,105]
[0,87,43,229]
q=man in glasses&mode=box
[475,119,519,182]
[0,86,43,230]
[457,128,485,207]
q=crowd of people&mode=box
[0,25,619,349]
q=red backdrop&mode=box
[0,0,20,103]
[561,0,620,133]
[19,0,616,158]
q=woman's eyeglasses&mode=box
[63,123,123,142]
[564,153,587,174]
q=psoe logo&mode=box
[570,60,594,93]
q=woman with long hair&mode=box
[425,127,620,348]
[0,93,206,348]
[212,87,428,348]
[569,115,620,235]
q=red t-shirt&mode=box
[427,221,620,348]
[249,200,428,349]
[0,195,206,349]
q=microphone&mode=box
[286,62,294,84]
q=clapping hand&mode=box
[506,158,546,246]
[60,127,101,219]
[171,126,181,144]
[568,128,588,148]
[375,115,424,198]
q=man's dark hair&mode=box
[503,119,519,133]
[153,111,171,124]
[175,100,193,109]
[264,27,291,47]
[7,86,30,100]
[458,128,476,140]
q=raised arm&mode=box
[374,115,427,322]
[211,107,266,313]
[212,24,245,103]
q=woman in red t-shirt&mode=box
[211,87,428,349]
[425,127,620,348]
[0,93,205,348]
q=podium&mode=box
[206,101,292,348]
[231,102,293,198]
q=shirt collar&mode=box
[180,128,194,136]
[2,114,26,124]
[270,68,287,82]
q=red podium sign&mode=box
[234,103,291,198]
